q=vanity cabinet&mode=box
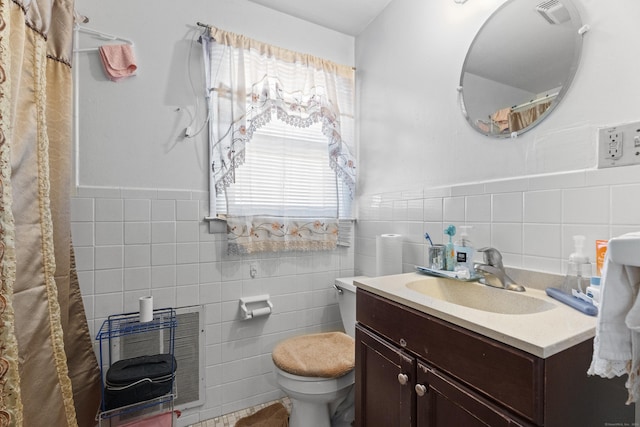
[355,288,633,427]
[356,325,415,426]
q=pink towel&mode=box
[98,44,137,82]
[119,411,172,427]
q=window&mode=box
[202,27,355,254]
[218,120,351,219]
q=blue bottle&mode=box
[444,225,456,271]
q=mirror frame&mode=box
[459,0,585,138]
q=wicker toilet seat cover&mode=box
[272,332,355,378]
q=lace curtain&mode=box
[202,26,356,254]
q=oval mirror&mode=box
[459,0,584,138]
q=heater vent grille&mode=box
[119,306,204,409]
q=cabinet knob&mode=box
[399,338,407,347]
[397,373,409,385]
[415,384,427,397]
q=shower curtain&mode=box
[0,1,101,426]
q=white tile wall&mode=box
[95,199,123,222]
[355,164,640,278]
[466,195,491,223]
[71,187,354,421]
[71,198,94,222]
[524,190,562,224]
[95,246,123,270]
[124,199,151,221]
[563,187,609,224]
[152,200,176,221]
[95,222,123,246]
[611,184,640,224]
[492,192,523,223]
[443,196,465,223]
[73,165,640,422]
[124,222,151,244]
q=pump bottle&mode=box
[454,226,475,272]
[561,235,591,294]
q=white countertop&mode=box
[354,272,597,359]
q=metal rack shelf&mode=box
[97,385,177,424]
[96,308,177,426]
[97,308,177,340]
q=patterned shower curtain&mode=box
[0,1,101,426]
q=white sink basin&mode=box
[406,278,555,315]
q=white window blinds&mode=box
[217,120,351,219]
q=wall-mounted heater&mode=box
[111,305,205,414]
[536,0,570,25]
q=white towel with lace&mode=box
[588,252,640,403]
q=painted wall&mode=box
[73,0,355,425]
[356,0,640,194]
[74,0,354,191]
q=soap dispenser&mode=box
[454,225,475,272]
[561,235,591,294]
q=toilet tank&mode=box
[335,276,366,339]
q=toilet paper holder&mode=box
[239,294,273,320]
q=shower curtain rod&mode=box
[511,92,558,111]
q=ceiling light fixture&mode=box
[454,0,468,3]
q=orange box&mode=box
[596,240,608,276]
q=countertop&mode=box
[354,272,597,359]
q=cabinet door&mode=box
[357,288,543,423]
[415,361,530,427]
[356,324,416,427]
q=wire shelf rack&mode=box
[96,308,177,340]
[96,308,178,425]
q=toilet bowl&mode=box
[272,277,365,427]
[274,367,355,427]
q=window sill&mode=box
[203,216,356,237]
[203,216,226,222]
[203,216,227,234]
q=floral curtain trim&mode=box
[212,77,356,199]
[202,32,356,201]
[227,216,339,255]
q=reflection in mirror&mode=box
[459,0,584,138]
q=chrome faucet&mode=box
[473,247,525,292]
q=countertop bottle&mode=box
[586,276,601,306]
[561,235,591,294]
[444,225,456,271]
[454,225,475,273]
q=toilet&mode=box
[272,276,363,427]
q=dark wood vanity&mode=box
[355,288,634,427]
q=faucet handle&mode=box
[478,247,504,269]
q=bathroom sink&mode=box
[406,278,555,315]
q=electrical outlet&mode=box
[605,128,622,159]
[598,121,640,168]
